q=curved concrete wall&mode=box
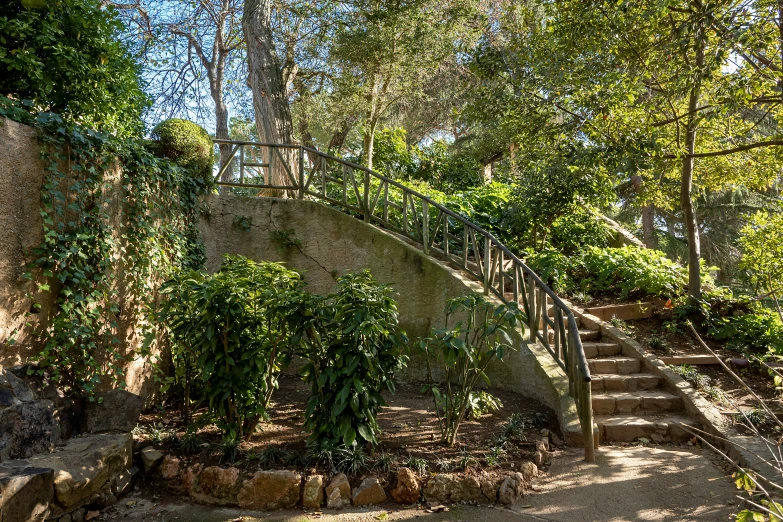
[199,195,581,440]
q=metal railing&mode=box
[213,139,595,461]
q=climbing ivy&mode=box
[1,96,208,397]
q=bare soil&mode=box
[136,375,558,476]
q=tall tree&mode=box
[109,0,245,172]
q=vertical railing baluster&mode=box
[528,274,536,342]
[321,158,327,196]
[462,226,469,269]
[512,263,520,304]
[298,147,304,199]
[239,144,245,185]
[268,145,274,186]
[541,288,549,347]
[363,170,370,222]
[483,236,491,295]
[342,165,348,204]
[422,200,429,255]
[443,214,449,256]
[383,181,389,225]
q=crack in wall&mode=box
[266,200,333,279]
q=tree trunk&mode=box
[482,162,492,184]
[243,0,295,194]
[681,22,706,303]
[363,116,378,170]
[642,204,657,249]
[210,78,233,185]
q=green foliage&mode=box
[299,271,409,448]
[739,211,783,321]
[402,454,427,475]
[465,390,503,420]
[421,293,523,445]
[0,0,146,136]
[528,245,688,298]
[151,119,214,185]
[0,98,206,396]
[159,255,306,438]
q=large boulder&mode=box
[302,475,324,509]
[191,466,239,505]
[0,371,59,461]
[351,478,386,506]
[325,473,351,508]
[158,456,180,480]
[140,447,164,473]
[85,390,143,433]
[497,472,525,505]
[450,476,483,503]
[26,433,132,508]
[0,465,54,522]
[391,467,420,504]
[423,474,457,503]
[236,470,301,510]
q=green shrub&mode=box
[421,293,523,445]
[151,119,214,184]
[0,0,146,136]
[299,271,409,448]
[159,254,306,439]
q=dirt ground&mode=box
[101,445,740,522]
[137,376,558,474]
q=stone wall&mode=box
[199,195,581,439]
[0,118,159,398]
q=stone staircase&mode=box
[547,302,699,444]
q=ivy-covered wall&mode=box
[0,116,206,398]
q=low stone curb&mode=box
[148,458,541,510]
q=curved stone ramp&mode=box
[198,194,584,443]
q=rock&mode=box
[60,515,73,522]
[302,475,324,509]
[423,474,457,502]
[140,447,164,473]
[325,473,351,507]
[533,451,544,467]
[72,508,85,522]
[158,455,180,480]
[179,464,201,495]
[498,473,524,505]
[26,432,132,508]
[0,465,54,522]
[6,371,36,402]
[236,470,301,510]
[391,467,420,504]
[191,466,239,505]
[535,438,549,452]
[352,478,386,506]
[326,487,343,509]
[111,469,134,496]
[85,390,144,433]
[0,395,60,461]
[519,461,538,481]
[480,476,499,503]
[451,476,483,503]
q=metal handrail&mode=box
[213,139,595,461]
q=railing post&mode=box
[363,169,370,222]
[581,380,596,462]
[483,236,491,295]
[422,200,429,255]
[298,147,304,199]
[239,144,245,185]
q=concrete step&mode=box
[581,342,622,359]
[584,302,653,321]
[592,391,682,415]
[548,329,600,343]
[591,373,662,392]
[596,414,699,443]
[588,357,641,375]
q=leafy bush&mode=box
[421,293,523,445]
[299,271,409,448]
[528,245,689,298]
[151,119,214,184]
[159,255,306,438]
[739,210,783,321]
[0,0,146,136]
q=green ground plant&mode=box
[299,271,409,448]
[421,293,523,446]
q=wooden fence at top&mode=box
[213,139,595,461]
